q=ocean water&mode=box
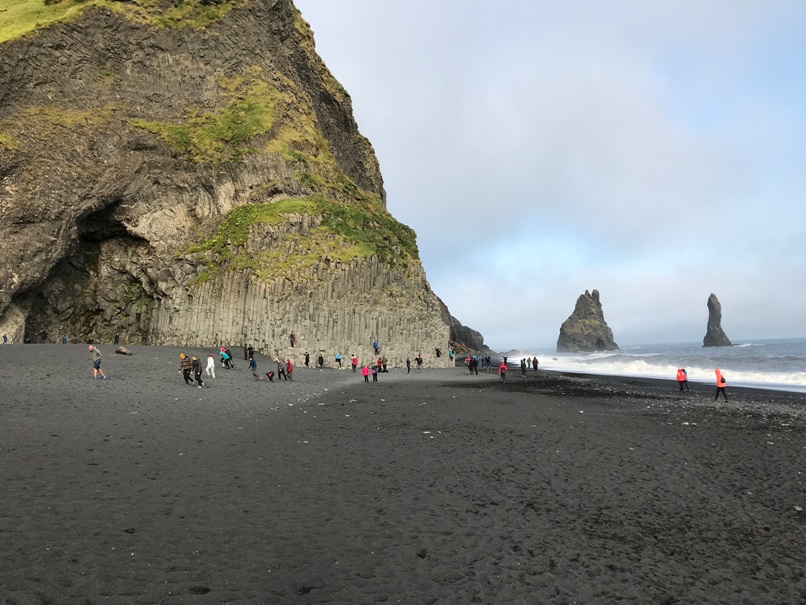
[511,338,806,394]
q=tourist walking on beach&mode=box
[371,363,379,382]
[415,354,423,371]
[304,351,310,367]
[351,355,358,372]
[336,353,342,368]
[286,358,294,381]
[521,358,527,376]
[362,364,369,382]
[532,357,538,371]
[676,368,690,392]
[317,353,324,369]
[498,360,508,383]
[382,356,388,373]
[89,345,106,380]
[178,353,193,386]
[191,355,205,388]
[714,369,728,401]
[205,354,216,379]
[249,355,258,380]
[406,358,411,374]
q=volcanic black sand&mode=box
[1,344,805,604]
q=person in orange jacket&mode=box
[714,369,727,401]
[498,360,508,383]
[676,368,689,392]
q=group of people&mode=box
[676,367,729,401]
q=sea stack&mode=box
[556,289,619,353]
[703,293,732,347]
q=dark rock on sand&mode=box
[557,289,619,352]
[703,293,733,347]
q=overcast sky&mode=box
[293,0,806,350]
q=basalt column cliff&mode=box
[0,0,470,365]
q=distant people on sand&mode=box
[191,355,205,388]
[336,353,342,368]
[521,358,527,376]
[415,354,423,371]
[276,359,287,380]
[114,333,119,345]
[381,356,388,373]
[498,360,508,383]
[317,353,324,369]
[676,368,690,392]
[61,334,67,344]
[89,345,106,380]
[206,354,216,380]
[371,363,379,382]
[406,358,411,374]
[178,353,193,386]
[362,364,370,382]
[714,369,728,401]
[532,357,538,371]
[247,345,254,360]
[351,355,358,372]
[304,351,310,367]
[286,358,294,381]
[249,355,258,380]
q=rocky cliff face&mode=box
[0,0,469,365]
[556,289,619,353]
[703,293,732,347]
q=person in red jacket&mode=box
[498,360,508,383]
[676,368,689,392]
[714,369,727,401]
[286,358,294,382]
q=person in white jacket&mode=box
[205,354,216,379]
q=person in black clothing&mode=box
[304,352,310,367]
[191,355,205,388]
[317,354,324,369]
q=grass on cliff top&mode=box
[187,196,418,283]
[0,0,240,45]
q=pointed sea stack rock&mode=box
[703,293,732,347]
[556,289,619,353]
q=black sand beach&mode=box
[1,344,805,604]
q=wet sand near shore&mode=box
[1,345,805,604]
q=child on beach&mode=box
[362,365,369,382]
[265,371,274,382]
[89,345,106,380]
[371,363,378,382]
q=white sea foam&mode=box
[512,340,806,393]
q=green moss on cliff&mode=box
[130,71,276,163]
[0,131,19,150]
[187,196,418,284]
[0,0,243,45]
